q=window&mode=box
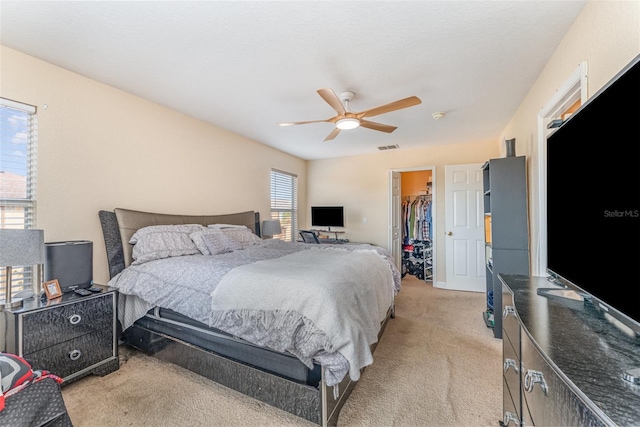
[1,98,38,299]
[270,169,298,242]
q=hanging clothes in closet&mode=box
[401,196,433,281]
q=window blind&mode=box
[1,98,39,299]
[270,169,298,242]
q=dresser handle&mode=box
[524,369,548,395]
[502,411,521,426]
[69,349,82,361]
[69,314,82,325]
[503,306,516,319]
[503,358,519,373]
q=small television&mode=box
[44,240,93,293]
[546,53,640,335]
[311,206,344,229]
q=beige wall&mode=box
[0,46,307,284]
[499,0,640,275]
[306,140,499,284]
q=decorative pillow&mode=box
[202,231,244,255]
[206,225,262,247]
[224,228,263,246]
[130,224,205,264]
[190,228,227,255]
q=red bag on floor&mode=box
[0,353,63,412]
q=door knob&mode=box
[447,231,452,236]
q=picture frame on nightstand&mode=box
[43,279,63,300]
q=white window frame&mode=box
[270,169,298,242]
[533,62,587,276]
[1,97,39,298]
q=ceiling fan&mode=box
[279,89,422,141]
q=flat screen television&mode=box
[546,53,640,336]
[311,206,344,229]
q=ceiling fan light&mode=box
[336,118,360,130]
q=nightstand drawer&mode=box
[22,294,113,354]
[25,327,114,379]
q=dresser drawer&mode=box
[501,283,520,345]
[502,376,519,426]
[25,327,114,379]
[21,294,114,354]
[503,335,520,420]
[521,330,609,427]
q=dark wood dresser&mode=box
[500,274,640,426]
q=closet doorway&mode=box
[389,166,436,284]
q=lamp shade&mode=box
[262,219,282,236]
[0,229,45,266]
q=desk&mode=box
[311,229,345,241]
[319,240,372,245]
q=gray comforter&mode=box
[108,239,401,385]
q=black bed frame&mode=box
[98,209,393,426]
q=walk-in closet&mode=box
[400,170,433,282]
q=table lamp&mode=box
[0,229,45,310]
[262,219,282,238]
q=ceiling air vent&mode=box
[378,144,399,151]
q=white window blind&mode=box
[270,169,298,242]
[1,98,39,299]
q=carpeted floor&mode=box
[61,275,502,426]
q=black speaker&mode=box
[44,240,93,293]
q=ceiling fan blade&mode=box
[324,128,341,141]
[317,88,346,115]
[359,96,422,118]
[360,120,397,133]
[279,119,331,126]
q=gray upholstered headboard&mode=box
[98,208,260,278]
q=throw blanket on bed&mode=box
[209,247,394,383]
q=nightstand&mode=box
[1,286,119,385]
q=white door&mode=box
[444,163,485,292]
[389,171,402,271]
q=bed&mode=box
[99,207,400,426]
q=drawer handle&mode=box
[502,306,516,319]
[503,358,519,373]
[524,369,548,395]
[502,411,521,426]
[69,349,83,361]
[69,314,82,325]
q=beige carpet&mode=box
[62,276,502,426]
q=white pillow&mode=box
[207,224,249,229]
[130,224,205,244]
[130,224,205,264]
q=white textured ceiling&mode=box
[0,1,586,160]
